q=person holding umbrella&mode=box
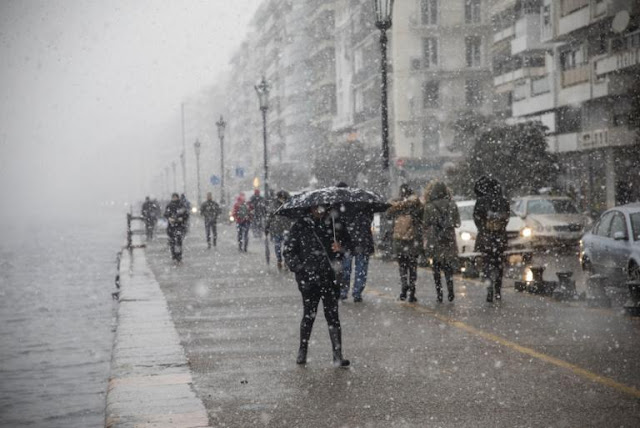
[283,203,352,367]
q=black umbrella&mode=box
[275,186,389,218]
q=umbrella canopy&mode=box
[275,186,389,218]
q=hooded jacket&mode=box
[473,176,510,255]
[423,182,460,264]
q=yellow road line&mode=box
[365,288,640,399]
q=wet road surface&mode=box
[146,222,640,427]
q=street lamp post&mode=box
[216,115,227,205]
[255,76,271,264]
[171,161,177,192]
[180,151,186,195]
[373,0,394,178]
[194,139,202,207]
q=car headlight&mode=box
[460,231,472,241]
[520,226,533,238]
[191,207,198,214]
[229,216,235,222]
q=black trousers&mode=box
[204,218,217,247]
[298,278,343,358]
[482,252,505,292]
[397,254,418,292]
[167,228,184,262]
[432,260,454,291]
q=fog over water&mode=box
[0,0,261,224]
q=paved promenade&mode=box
[109,221,640,427]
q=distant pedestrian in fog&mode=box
[141,196,158,240]
[265,190,294,271]
[249,189,266,238]
[164,193,189,264]
[423,181,460,302]
[387,184,423,302]
[200,192,221,249]
[473,176,510,302]
[232,193,253,252]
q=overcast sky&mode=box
[0,0,261,221]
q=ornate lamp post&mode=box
[216,115,227,205]
[255,76,271,264]
[193,139,202,207]
[373,0,394,176]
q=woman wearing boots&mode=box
[283,204,351,367]
[423,181,460,302]
[473,176,510,302]
[387,184,424,302]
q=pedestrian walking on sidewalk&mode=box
[164,193,189,264]
[335,183,375,303]
[473,176,510,302]
[200,192,221,249]
[249,189,266,238]
[141,196,158,240]
[283,204,351,367]
[232,193,253,252]
[265,190,293,271]
[387,184,423,302]
[423,181,460,302]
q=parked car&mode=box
[510,196,592,249]
[455,200,530,256]
[580,203,640,285]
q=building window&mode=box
[556,106,582,133]
[465,36,482,67]
[465,79,483,106]
[560,47,584,70]
[422,122,440,154]
[423,37,438,67]
[465,0,481,24]
[421,0,438,25]
[423,81,440,108]
[542,5,551,26]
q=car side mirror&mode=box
[613,231,627,241]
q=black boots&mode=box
[447,280,454,302]
[436,285,443,303]
[408,287,417,303]
[399,286,408,301]
[296,346,307,365]
[486,286,494,303]
[329,327,350,368]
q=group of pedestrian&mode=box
[386,176,509,303]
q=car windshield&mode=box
[458,205,474,221]
[631,213,640,241]
[527,199,578,215]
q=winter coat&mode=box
[387,195,423,257]
[283,215,351,286]
[249,194,266,219]
[339,207,375,256]
[473,176,510,256]
[200,200,220,221]
[164,200,189,233]
[423,182,460,264]
[232,197,253,225]
[265,199,294,237]
[141,200,157,220]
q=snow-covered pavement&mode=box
[113,221,640,427]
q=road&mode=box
[145,222,640,427]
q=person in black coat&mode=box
[473,176,510,302]
[283,204,351,367]
[164,193,190,263]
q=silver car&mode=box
[580,203,640,285]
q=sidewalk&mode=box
[136,222,640,427]
[105,247,212,428]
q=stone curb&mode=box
[104,249,212,428]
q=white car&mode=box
[511,196,592,248]
[580,203,640,285]
[455,200,530,256]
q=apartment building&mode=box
[490,0,640,210]
[391,0,493,186]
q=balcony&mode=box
[579,127,637,150]
[494,25,515,44]
[494,66,546,87]
[557,0,590,37]
[511,14,543,55]
[561,65,589,87]
[595,31,640,76]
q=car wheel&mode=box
[582,256,593,274]
[629,262,640,282]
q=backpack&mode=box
[393,214,416,241]
[236,203,249,221]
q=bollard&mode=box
[623,280,640,316]
[586,274,612,308]
[553,271,576,301]
[526,266,554,295]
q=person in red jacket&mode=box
[232,193,253,252]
